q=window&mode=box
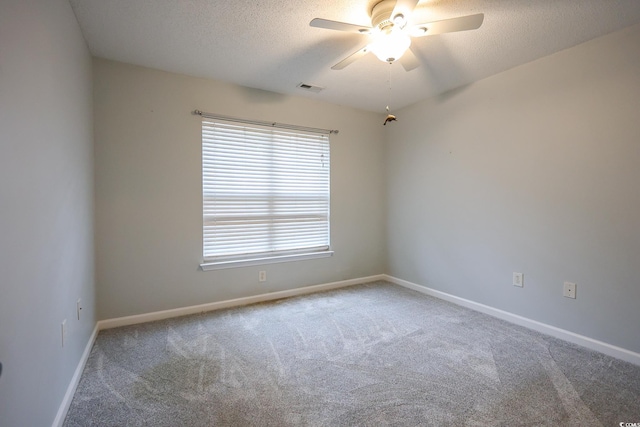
[200,119,332,270]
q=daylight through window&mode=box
[201,119,331,269]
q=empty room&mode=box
[1,0,640,426]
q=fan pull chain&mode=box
[384,62,397,125]
[387,63,392,113]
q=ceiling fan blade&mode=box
[399,47,420,71]
[310,18,373,34]
[409,13,484,37]
[391,0,420,24]
[331,45,371,70]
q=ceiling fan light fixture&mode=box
[369,27,411,63]
[311,2,485,71]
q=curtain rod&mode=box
[192,110,339,135]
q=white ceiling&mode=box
[69,0,640,113]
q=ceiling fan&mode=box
[310,0,484,71]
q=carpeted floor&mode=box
[64,281,640,426]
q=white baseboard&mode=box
[98,274,387,330]
[384,274,640,366]
[51,324,99,427]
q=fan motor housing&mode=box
[370,0,395,30]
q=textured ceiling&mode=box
[69,0,640,113]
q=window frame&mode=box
[199,118,333,271]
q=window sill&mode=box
[200,250,334,271]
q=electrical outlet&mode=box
[77,298,82,320]
[259,271,267,282]
[61,319,67,347]
[563,282,577,299]
[513,272,524,287]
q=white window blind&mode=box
[201,119,331,267]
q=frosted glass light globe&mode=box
[370,27,411,63]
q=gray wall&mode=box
[2,6,638,424]
[0,0,96,425]
[93,59,387,320]
[387,23,640,353]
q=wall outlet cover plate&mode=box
[513,272,524,287]
[563,281,577,299]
